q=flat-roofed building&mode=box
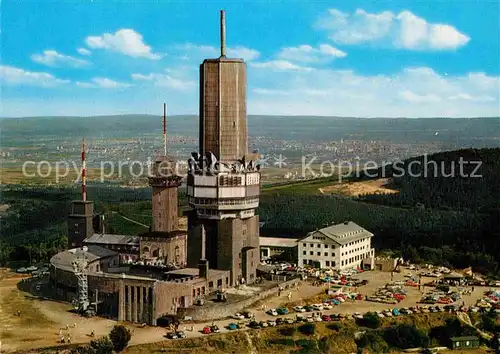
[259,237,298,262]
[297,221,375,270]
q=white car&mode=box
[322,303,333,310]
[353,312,363,319]
[293,306,306,313]
[313,315,322,322]
[232,313,245,320]
[267,309,278,316]
[312,304,323,311]
[306,317,314,323]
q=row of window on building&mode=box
[303,251,336,257]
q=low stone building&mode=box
[259,236,298,262]
[50,246,230,325]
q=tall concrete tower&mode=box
[199,10,248,163]
[148,104,182,233]
[187,10,260,287]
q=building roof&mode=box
[84,233,140,246]
[50,245,118,272]
[259,237,297,248]
[301,221,373,245]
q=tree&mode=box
[109,325,131,352]
[90,337,114,354]
[357,312,381,329]
[298,323,316,335]
[384,324,429,349]
[70,336,113,354]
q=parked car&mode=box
[322,314,332,322]
[304,305,315,312]
[312,304,324,311]
[176,331,186,338]
[267,308,278,316]
[313,315,322,322]
[242,311,254,318]
[166,332,178,339]
[202,326,212,334]
[322,303,333,310]
[259,321,269,328]
[293,306,306,313]
[277,307,289,315]
[248,321,261,329]
[276,318,285,325]
[285,318,294,324]
[227,323,239,330]
[232,313,245,320]
[211,325,220,333]
[267,320,277,327]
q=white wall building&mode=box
[297,221,375,270]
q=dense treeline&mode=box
[0,185,155,265]
[258,194,500,276]
[355,148,500,211]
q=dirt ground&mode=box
[0,267,497,353]
[319,178,399,196]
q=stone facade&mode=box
[139,231,187,267]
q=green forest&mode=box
[1,148,499,277]
[260,148,500,276]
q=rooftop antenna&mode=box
[163,103,167,156]
[81,137,86,201]
[220,10,226,57]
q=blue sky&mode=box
[1,0,499,117]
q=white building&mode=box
[297,221,375,270]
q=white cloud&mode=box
[85,29,161,59]
[249,60,313,71]
[31,50,90,68]
[77,48,92,56]
[248,65,499,117]
[0,65,70,87]
[178,43,260,61]
[227,46,260,61]
[277,44,347,63]
[399,90,441,103]
[131,72,195,90]
[76,77,132,89]
[316,8,470,50]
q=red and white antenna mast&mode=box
[81,137,87,201]
[163,103,167,156]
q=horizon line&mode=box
[1,114,499,120]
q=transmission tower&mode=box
[72,246,90,312]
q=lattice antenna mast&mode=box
[72,247,89,311]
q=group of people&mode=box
[58,323,77,343]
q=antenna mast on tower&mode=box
[81,137,86,201]
[220,10,226,57]
[163,103,167,156]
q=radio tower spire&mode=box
[81,137,86,201]
[163,103,167,156]
[220,10,226,57]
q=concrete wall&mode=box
[179,278,300,321]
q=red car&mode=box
[322,314,332,322]
[202,326,212,334]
